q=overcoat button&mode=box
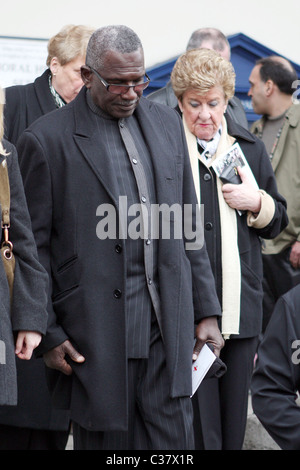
[203,173,212,181]
[115,244,122,253]
[205,222,213,231]
[113,289,122,299]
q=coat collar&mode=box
[33,69,57,115]
[72,89,175,206]
[225,114,255,143]
[252,104,300,171]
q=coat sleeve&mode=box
[251,288,300,450]
[3,141,48,334]
[16,131,69,351]
[247,137,288,238]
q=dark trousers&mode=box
[192,336,258,450]
[0,425,69,450]
[262,249,300,332]
[73,330,194,450]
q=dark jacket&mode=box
[0,140,48,405]
[4,69,56,145]
[199,116,288,338]
[0,70,68,430]
[16,88,222,431]
[251,284,300,450]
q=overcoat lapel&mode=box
[134,99,177,205]
[72,90,120,206]
[33,71,57,115]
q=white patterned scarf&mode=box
[183,115,241,339]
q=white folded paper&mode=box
[191,344,216,397]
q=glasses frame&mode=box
[87,65,150,95]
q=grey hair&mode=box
[186,27,230,55]
[86,25,143,70]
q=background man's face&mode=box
[248,65,268,115]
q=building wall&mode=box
[1,0,299,69]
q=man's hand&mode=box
[290,241,300,269]
[43,340,85,376]
[193,317,224,361]
[15,331,42,360]
[222,166,261,214]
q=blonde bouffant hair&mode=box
[171,48,236,102]
[46,24,95,66]
[0,87,8,157]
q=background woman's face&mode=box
[179,86,228,141]
[51,55,85,103]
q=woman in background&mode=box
[4,23,94,144]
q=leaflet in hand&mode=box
[191,343,216,397]
[212,142,258,189]
[211,142,258,215]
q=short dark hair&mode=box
[256,56,298,95]
[86,25,143,71]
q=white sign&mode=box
[0,36,48,88]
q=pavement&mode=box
[65,394,281,450]
[243,394,280,450]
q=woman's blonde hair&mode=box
[171,48,236,102]
[46,24,95,66]
[0,87,8,156]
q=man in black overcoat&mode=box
[17,25,224,450]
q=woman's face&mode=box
[179,86,228,141]
[50,55,85,103]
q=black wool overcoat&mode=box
[17,88,222,431]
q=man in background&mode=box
[248,56,300,331]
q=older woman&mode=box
[4,24,94,144]
[0,24,93,450]
[171,49,288,450]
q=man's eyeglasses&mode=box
[87,65,150,95]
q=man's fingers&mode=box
[43,340,85,376]
[192,338,206,361]
[64,341,85,364]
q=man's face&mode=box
[248,65,268,115]
[84,48,145,118]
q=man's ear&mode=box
[265,79,275,97]
[81,66,92,88]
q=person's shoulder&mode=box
[282,284,300,310]
[147,86,168,103]
[26,100,75,135]
[226,115,255,142]
[141,96,179,119]
[287,102,300,124]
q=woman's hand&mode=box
[222,166,261,214]
[15,331,42,360]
